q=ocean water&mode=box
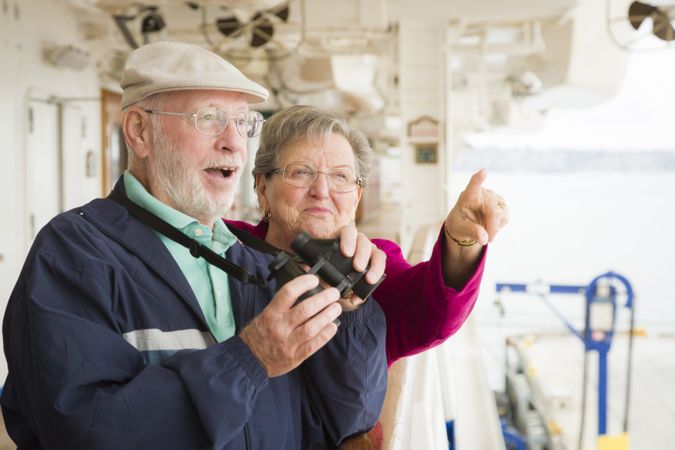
[448,170,675,333]
[448,168,675,448]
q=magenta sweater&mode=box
[225,219,486,366]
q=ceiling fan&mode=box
[607,0,675,51]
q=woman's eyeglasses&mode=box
[267,162,363,193]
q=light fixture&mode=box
[45,44,90,70]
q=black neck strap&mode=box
[108,190,271,287]
[227,223,282,256]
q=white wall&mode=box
[0,0,102,381]
[397,20,448,254]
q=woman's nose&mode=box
[309,172,330,198]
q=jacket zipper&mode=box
[242,253,254,450]
[244,423,251,449]
[244,255,258,323]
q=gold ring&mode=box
[497,199,506,210]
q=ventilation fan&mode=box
[113,4,167,49]
[198,1,300,60]
[216,6,288,48]
[607,0,675,51]
[628,1,675,40]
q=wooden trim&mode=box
[100,89,124,196]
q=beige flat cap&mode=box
[120,41,268,109]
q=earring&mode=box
[262,211,271,222]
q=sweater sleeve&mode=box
[372,226,487,365]
[223,219,268,239]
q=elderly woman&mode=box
[226,105,508,366]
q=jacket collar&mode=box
[81,177,208,326]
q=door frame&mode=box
[100,89,125,195]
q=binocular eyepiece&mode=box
[269,232,385,302]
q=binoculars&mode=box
[269,232,385,302]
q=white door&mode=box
[61,103,85,209]
[25,99,60,244]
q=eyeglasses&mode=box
[143,108,265,138]
[267,161,363,193]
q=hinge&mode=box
[28,107,34,133]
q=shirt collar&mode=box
[124,170,195,230]
[123,171,237,250]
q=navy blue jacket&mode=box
[1,180,387,450]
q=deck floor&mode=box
[519,332,674,450]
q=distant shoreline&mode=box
[454,148,675,173]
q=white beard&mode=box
[150,132,235,223]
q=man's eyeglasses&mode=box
[143,108,265,138]
[267,162,363,193]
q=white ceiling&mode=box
[72,0,578,20]
[71,0,580,34]
[70,0,582,67]
[72,0,630,116]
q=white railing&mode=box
[380,223,505,450]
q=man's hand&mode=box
[240,275,342,377]
[444,168,509,247]
[335,226,386,311]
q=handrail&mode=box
[380,222,505,450]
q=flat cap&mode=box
[120,41,268,109]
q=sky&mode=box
[465,49,675,152]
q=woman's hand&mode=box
[442,169,509,289]
[334,226,386,311]
[444,168,509,248]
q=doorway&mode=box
[25,99,61,243]
[101,89,126,195]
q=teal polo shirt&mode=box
[124,171,236,342]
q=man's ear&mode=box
[122,108,153,159]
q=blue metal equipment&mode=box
[496,271,634,441]
[500,418,527,450]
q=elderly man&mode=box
[1,41,387,450]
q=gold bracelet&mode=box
[445,227,478,247]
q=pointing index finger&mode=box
[465,168,487,194]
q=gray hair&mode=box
[253,105,372,187]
